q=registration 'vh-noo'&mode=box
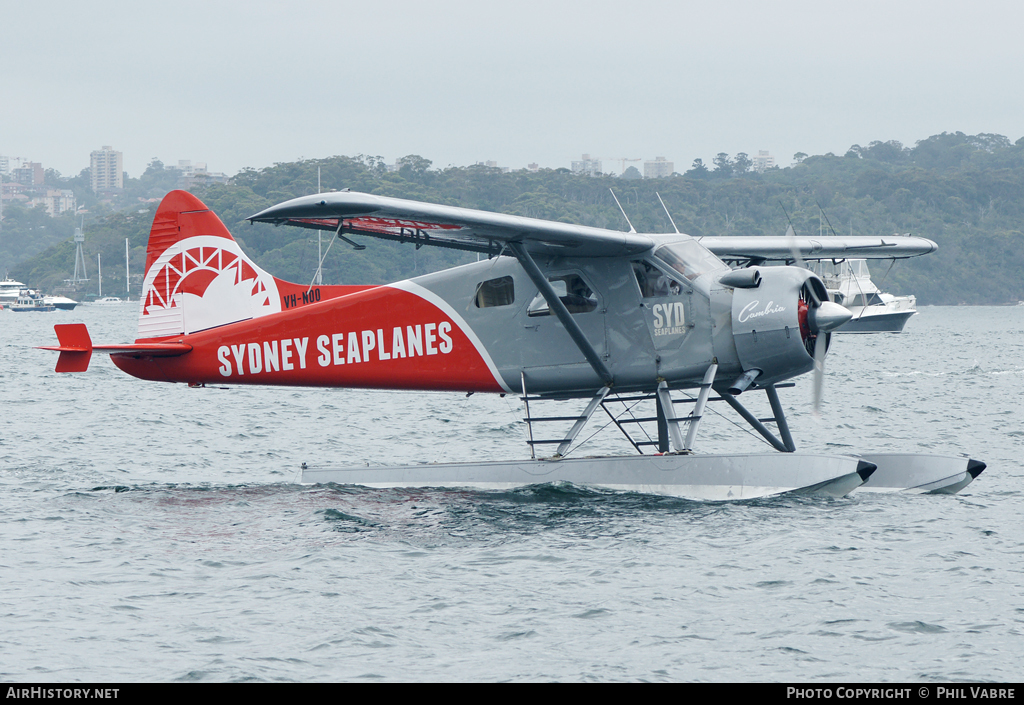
[42,189,984,500]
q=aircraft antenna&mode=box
[609,189,636,233]
[656,192,680,234]
[815,201,840,237]
[779,201,798,237]
[779,202,808,270]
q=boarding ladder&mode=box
[520,366,800,458]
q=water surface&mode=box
[1,305,1021,681]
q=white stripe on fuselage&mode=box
[387,280,513,393]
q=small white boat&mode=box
[44,295,79,311]
[92,296,126,305]
[810,259,917,333]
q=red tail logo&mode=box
[138,191,281,339]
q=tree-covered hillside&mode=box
[8,132,1024,304]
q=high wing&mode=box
[698,235,938,263]
[248,191,654,258]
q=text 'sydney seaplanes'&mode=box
[42,190,984,501]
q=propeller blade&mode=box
[785,224,806,267]
[812,333,827,414]
[806,302,849,415]
[787,225,823,307]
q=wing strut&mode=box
[508,241,614,387]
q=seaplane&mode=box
[41,189,984,500]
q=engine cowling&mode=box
[727,267,850,386]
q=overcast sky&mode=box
[3,0,1023,179]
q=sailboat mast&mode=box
[315,166,323,285]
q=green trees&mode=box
[712,153,733,177]
[733,153,752,175]
[685,159,710,179]
[8,132,1024,305]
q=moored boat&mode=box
[44,295,79,310]
[810,259,917,333]
[0,277,26,308]
[10,290,57,312]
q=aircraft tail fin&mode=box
[138,190,284,340]
[138,191,373,342]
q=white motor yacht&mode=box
[810,259,917,333]
[1,277,26,308]
[44,294,79,310]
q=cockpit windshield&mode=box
[654,240,730,282]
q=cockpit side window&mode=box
[527,273,599,317]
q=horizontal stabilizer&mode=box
[40,323,192,373]
[95,342,194,356]
[49,323,92,372]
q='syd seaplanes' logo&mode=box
[652,302,687,337]
[738,300,787,323]
[216,323,454,377]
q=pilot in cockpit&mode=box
[666,259,698,285]
[633,261,681,297]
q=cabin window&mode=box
[527,274,599,317]
[474,276,515,308]
[632,260,682,298]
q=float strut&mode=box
[765,384,797,452]
[721,392,791,453]
[656,382,686,453]
[684,362,718,451]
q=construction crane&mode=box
[607,157,641,175]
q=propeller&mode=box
[787,220,852,412]
[807,301,851,411]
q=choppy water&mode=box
[1,304,1022,682]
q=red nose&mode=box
[798,298,811,342]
